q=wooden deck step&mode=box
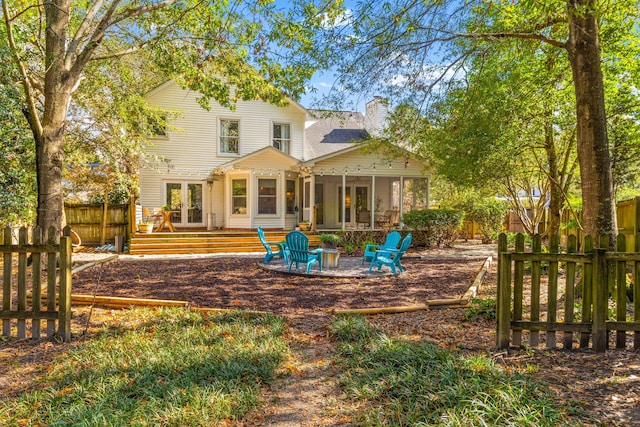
[129,231,320,255]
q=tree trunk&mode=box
[36,0,73,233]
[544,109,562,237]
[567,0,616,242]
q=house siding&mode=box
[139,81,306,224]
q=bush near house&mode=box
[467,198,508,242]
[440,191,508,243]
[402,209,464,247]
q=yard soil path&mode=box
[2,242,639,425]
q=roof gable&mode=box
[304,111,369,160]
[214,146,300,173]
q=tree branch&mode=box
[452,30,568,50]
[68,0,181,77]
[2,0,43,137]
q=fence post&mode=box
[512,234,525,347]
[2,227,11,337]
[546,234,560,348]
[564,235,577,349]
[496,234,511,349]
[530,234,542,347]
[17,227,28,338]
[100,196,108,246]
[46,227,58,337]
[58,236,72,342]
[615,235,627,349]
[31,227,43,339]
[635,234,640,350]
[592,248,608,352]
[580,236,594,348]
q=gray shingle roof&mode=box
[304,110,369,160]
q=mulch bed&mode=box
[71,255,483,323]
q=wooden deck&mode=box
[129,230,321,255]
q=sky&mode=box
[281,0,366,112]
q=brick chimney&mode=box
[364,96,389,137]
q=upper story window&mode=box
[148,114,167,138]
[220,119,239,154]
[272,123,290,154]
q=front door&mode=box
[338,185,369,226]
[165,182,204,227]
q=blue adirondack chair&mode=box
[369,233,412,274]
[285,231,322,273]
[361,230,401,264]
[257,226,287,263]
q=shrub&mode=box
[402,209,464,247]
[441,190,507,243]
[464,298,497,321]
[319,233,341,247]
[470,198,508,242]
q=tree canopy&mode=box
[1,0,341,231]
[324,0,640,239]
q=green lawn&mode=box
[329,315,584,426]
[0,309,594,426]
[0,308,288,427]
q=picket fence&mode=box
[0,226,72,342]
[497,233,640,353]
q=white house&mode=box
[139,80,430,231]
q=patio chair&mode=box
[369,233,412,274]
[257,226,288,264]
[142,207,162,229]
[361,230,401,265]
[356,210,371,228]
[285,230,321,273]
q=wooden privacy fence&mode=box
[0,226,72,342]
[497,233,640,353]
[65,202,130,245]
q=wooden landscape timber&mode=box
[333,256,493,315]
[29,293,189,309]
[71,255,119,275]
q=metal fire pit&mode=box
[322,249,340,268]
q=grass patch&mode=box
[0,308,289,426]
[329,315,581,426]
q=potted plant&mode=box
[319,233,341,249]
[138,221,154,233]
[298,220,311,231]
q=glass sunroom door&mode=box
[165,182,204,226]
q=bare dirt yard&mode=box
[1,242,639,426]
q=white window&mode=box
[258,179,277,215]
[273,123,290,154]
[148,114,167,138]
[220,119,239,154]
[232,179,247,214]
